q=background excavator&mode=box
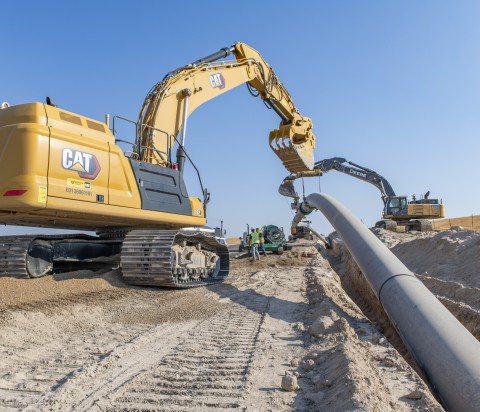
[0,42,315,287]
[279,157,445,232]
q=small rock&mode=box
[323,378,332,388]
[334,318,354,338]
[294,322,305,331]
[450,225,463,231]
[396,363,407,371]
[281,372,298,391]
[306,352,319,360]
[311,316,334,337]
[302,359,315,371]
[405,389,423,400]
[356,328,366,336]
[293,371,301,377]
[290,358,299,367]
[383,356,397,367]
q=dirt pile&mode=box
[388,228,480,288]
[226,237,240,246]
[231,247,321,271]
[385,228,480,340]
[291,247,441,411]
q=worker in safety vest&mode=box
[249,228,260,261]
[257,228,267,257]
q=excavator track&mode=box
[406,219,433,232]
[120,230,229,288]
[375,220,398,231]
[0,236,36,278]
[0,235,122,279]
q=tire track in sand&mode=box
[105,294,270,411]
[26,285,271,411]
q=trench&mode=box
[323,231,480,394]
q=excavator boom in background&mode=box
[0,42,316,286]
[279,157,445,233]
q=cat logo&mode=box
[209,73,225,90]
[62,148,101,180]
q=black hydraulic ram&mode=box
[298,192,480,411]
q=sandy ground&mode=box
[0,228,478,410]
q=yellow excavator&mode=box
[279,157,445,233]
[0,42,315,286]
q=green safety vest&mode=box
[250,231,259,245]
[258,231,264,243]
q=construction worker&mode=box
[249,228,260,261]
[257,228,267,257]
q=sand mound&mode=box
[226,237,240,246]
[388,229,480,288]
[296,253,441,410]
[231,247,321,272]
[334,227,480,353]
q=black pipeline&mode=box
[301,192,480,411]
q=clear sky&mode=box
[1,1,480,237]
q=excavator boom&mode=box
[279,157,396,205]
[136,42,315,173]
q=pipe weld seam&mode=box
[377,273,416,308]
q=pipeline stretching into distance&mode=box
[296,192,480,412]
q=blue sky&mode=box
[1,1,480,237]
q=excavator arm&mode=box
[136,42,315,173]
[314,158,396,204]
[279,157,396,205]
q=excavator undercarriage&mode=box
[0,230,229,287]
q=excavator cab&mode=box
[384,196,408,217]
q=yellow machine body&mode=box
[405,202,445,220]
[383,197,446,221]
[0,103,206,230]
